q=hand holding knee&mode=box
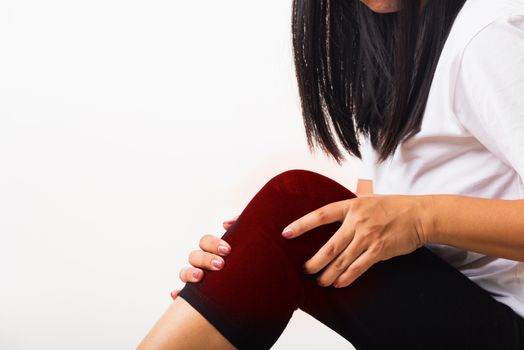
[171,215,237,299]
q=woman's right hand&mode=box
[170,215,238,300]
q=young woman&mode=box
[137,0,524,349]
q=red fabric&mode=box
[179,169,358,347]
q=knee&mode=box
[264,169,354,202]
[227,169,354,267]
[229,169,355,238]
[237,169,322,220]
[266,169,323,194]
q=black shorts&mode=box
[179,169,524,349]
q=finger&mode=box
[316,236,366,287]
[199,234,231,256]
[178,266,204,283]
[188,250,225,271]
[333,250,378,288]
[170,289,180,300]
[282,200,348,239]
[303,218,355,275]
[222,215,239,230]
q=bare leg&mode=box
[136,297,236,350]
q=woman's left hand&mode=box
[281,195,430,288]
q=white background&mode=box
[0,1,361,349]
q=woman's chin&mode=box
[360,0,400,13]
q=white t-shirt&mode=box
[359,0,524,318]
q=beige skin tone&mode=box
[359,0,400,13]
[358,0,428,14]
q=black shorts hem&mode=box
[178,284,245,349]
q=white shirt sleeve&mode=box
[358,135,375,180]
[453,14,524,178]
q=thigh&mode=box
[300,246,524,350]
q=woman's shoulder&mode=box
[450,1,524,179]
[446,0,524,54]
[449,0,524,96]
[457,7,524,96]
[461,1,524,56]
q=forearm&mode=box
[421,195,524,262]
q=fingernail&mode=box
[218,245,230,255]
[333,283,340,288]
[282,227,294,238]
[170,289,179,298]
[192,270,201,279]
[211,259,223,269]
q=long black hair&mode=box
[292,0,466,163]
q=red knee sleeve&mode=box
[178,169,356,349]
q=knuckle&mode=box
[333,257,347,270]
[349,198,361,211]
[352,214,366,227]
[373,238,387,253]
[315,208,328,222]
[348,261,364,275]
[324,241,338,258]
[353,259,373,278]
[361,227,379,242]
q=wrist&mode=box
[417,195,439,245]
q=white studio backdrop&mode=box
[0,1,362,349]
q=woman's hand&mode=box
[281,195,429,288]
[170,215,238,299]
